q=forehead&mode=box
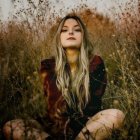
[63,18,79,27]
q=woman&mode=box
[3,14,125,140]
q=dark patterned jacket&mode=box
[39,55,107,139]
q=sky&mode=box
[0,0,12,20]
[0,0,138,21]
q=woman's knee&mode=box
[3,121,11,139]
[114,109,125,128]
[3,119,25,140]
[91,109,125,129]
[3,119,50,140]
[103,109,125,129]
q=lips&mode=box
[67,37,76,40]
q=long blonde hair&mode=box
[54,14,93,113]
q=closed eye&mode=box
[75,29,81,32]
[61,29,67,32]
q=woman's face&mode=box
[60,18,82,49]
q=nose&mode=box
[69,29,74,35]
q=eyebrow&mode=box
[63,25,80,28]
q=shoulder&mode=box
[90,55,104,65]
[89,55,105,72]
[40,57,55,73]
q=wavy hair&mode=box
[54,14,94,113]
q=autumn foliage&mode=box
[0,2,140,139]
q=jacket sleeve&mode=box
[40,58,55,73]
[83,55,107,116]
[89,55,107,97]
[39,58,55,97]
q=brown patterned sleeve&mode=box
[89,55,107,97]
[39,58,55,97]
[40,58,55,73]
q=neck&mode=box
[65,48,80,75]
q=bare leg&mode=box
[3,119,50,140]
[76,109,125,140]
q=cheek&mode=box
[78,34,82,43]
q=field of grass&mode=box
[0,7,139,140]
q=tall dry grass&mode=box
[0,4,140,140]
[0,21,48,124]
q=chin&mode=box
[63,46,80,50]
[62,44,81,49]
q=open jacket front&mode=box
[39,55,107,139]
